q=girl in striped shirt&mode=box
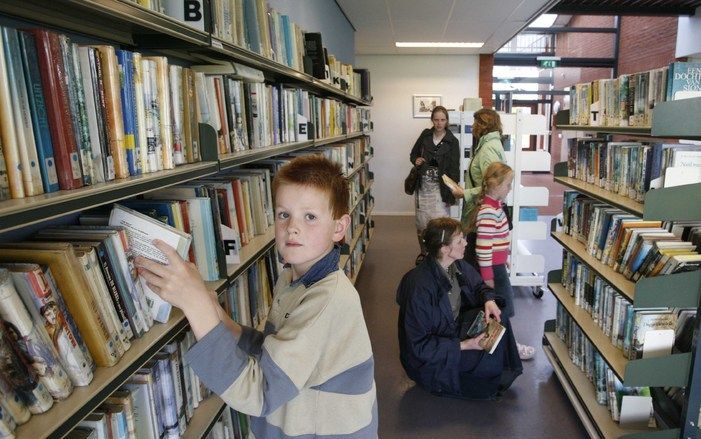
[468,162,535,360]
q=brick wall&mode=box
[618,16,679,74]
[479,54,494,108]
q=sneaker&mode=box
[517,342,535,360]
[415,253,426,266]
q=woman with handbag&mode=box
[409,106,460,265]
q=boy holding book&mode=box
[136,155,377,438]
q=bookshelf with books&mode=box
[544,97,701,438]
[0,1,374,438]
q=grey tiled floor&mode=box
[354,215,588,439]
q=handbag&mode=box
[404,166,419,195]
[405,145,425,195]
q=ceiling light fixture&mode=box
[395,42,484,48]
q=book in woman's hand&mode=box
[441,174,462,192]
[479,318,506,354]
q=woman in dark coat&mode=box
[409,106,460,263]
[396,217,522,399]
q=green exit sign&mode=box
[537,56,561,69]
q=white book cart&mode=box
[501,110,551,298]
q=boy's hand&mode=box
[484,279,495,289]
[136,240,220,338]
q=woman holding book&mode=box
[396,217,522,400]
[410,106,460,264]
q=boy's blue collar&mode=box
[290,245,341,288]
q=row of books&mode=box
[567,61,701,127]
[131,0,368,100]
[343,198,375,281]
[70,333,205,439]
[0,241,280,439]
[555,305,658,427]
[191,64,369,155]
[563,192,701,280]
[220,249,279,330]
[561,251,692,361]
[0,25,208,201]
[566,139,701,202]
[0,23,374,203]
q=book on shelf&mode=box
[108,204,192,323]
[627,309,677,360]
[666,61,701,101]
[3,27,46,198]
[4,263,95,387]
[65,426,97,439]
[32,227,152,339]
[0,268,74,400]
[0,242,119,367]
[77,413,109,439]
[0,316,55,415]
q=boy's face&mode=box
[275,183,350,280]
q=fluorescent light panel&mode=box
[395,42,484,48]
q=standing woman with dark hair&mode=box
[410,106,460,264]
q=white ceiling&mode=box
[337,0,560,55]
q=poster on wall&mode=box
[412,94,442,118]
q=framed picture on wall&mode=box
[412,94,442,118]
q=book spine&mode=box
[84,249,132,352]
[2,27,45,197]
[140,59,159,173]
[133,53,149,174]
[9,267,95,387]
[77,46,106,184]
[153,57,174,170]
[29,30,83,190]
[0,269,73,400]
[94,244,136,340]
[18,31,60,193]
[117,50,139,177]
[94,45,129,179]
[0,319,54,414]
[63,38,94,186]
[0,27,25,198]
[169,65,184,165]
[76,251,125,360]
[91,47,115,181]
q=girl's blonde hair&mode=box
[465,162,513,233]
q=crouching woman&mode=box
[396,217,522,400]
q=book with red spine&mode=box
[27,29,83,190]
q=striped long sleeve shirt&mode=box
[186,248,378,438]
[475,195,510,281]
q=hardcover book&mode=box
[0,242,118,367]
[5,263,95,387]
[666,61,701,101]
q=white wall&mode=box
[355,55,479,215]
[676,6,701,59]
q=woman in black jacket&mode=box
[409,106,460,264]
[396,217,522,400]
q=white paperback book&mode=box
[109,204,192,323]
